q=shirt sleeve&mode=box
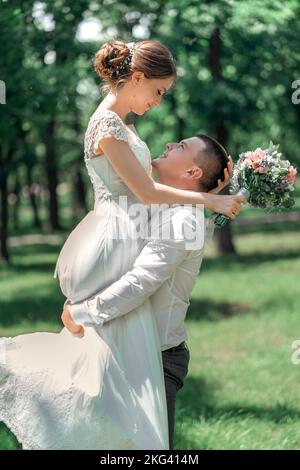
[70,239,189,326]
[70,208,204,327]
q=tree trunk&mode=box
[0,147,13,264]
[169,93,185,141]
[71,110,88,225]
[71,166,88,226]
[215,124,236,254]
[27,164,41,228]
[45,119,61,230]
[12,170,21,231]
[0,176,9,264]
[209,27,236,255]
[75,166,88,213]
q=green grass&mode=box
[175,231,300,450]
[0,231,300,449]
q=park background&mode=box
[0,0,300,450]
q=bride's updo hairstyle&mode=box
[93,39,176,90]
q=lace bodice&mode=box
[84,100,152,202]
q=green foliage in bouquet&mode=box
[230,142,297,210]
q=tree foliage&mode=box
[0,0,299,261]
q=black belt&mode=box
[166,341,188,353]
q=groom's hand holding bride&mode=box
[61,300,84,337]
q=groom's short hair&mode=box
[195,134,228,191]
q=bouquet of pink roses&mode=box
[214,142,297,227]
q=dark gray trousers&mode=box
[162,343,190,450]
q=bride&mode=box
[0,40,244,450]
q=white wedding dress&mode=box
[0,98,169,450]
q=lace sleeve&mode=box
[92,111,128,155]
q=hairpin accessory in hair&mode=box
[115,42,135,77]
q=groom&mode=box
[61,134,244,449]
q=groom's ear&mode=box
[186,166,203,180]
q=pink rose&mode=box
[245,157,253,167]
[257,166,267,174]
[244,151,255,160]
[253,148,267,159]
[287,166,297,183]
[251,158,263,172]
[244,148,268,171]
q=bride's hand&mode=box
[61,300,84,337]
[209,155,233,194]
[212,194,246,219]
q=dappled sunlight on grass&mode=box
[173,231,300,449]
[0,244,64,333]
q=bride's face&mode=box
[128,73,174,115]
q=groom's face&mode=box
[152,137,205,189]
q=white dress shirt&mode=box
[70,204,205,351]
